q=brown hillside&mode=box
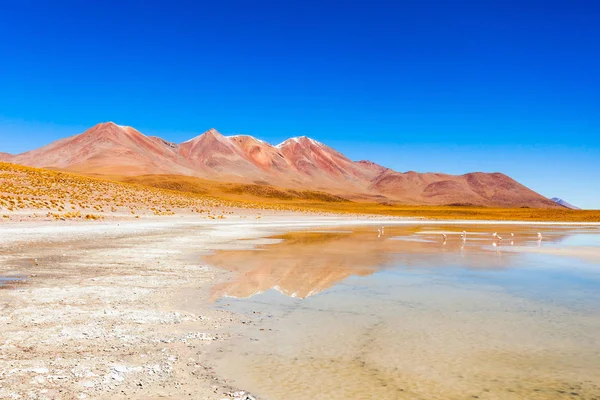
[4,122,560,209]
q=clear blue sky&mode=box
[0,1,598,208]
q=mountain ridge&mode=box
[4,122,559,208]
[551,197,580,210]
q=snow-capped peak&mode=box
[276,136,324,148]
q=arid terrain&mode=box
[2,1,597,398]
[1,161,599,399]
[0,161,290,222]
[1,161,599,224]
[1,122,561,208]
[2,219,244,399]
[1,147,599,399]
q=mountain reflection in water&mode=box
[205,224,600,400]
[206,225,584,302]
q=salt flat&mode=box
[1,215,599,399]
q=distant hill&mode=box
[551,197,580,210]
[4,121,560,208]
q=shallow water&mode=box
[206,224,600,399]
[0,276,24,287]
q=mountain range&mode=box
[551,198,580,210]
[1,122,560,208]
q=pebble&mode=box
[109,372,124,382]
[30,367,49,374]
[112,365,128,373]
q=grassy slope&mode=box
[3,163,598,222]
[120,174,600,222]
[0,162,238,219]
[121,175,347,202]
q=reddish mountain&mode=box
[178,128,257,177]
[275,136,382,190]
[356,160,390,175]
[10,122,195,176]
[228,135,291,173]
[177,129,295,183]
[4,122,559,208]
[370,170,558,207]
[0,152,13,162]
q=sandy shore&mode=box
[0,214,406,400]
[2,215,599,400]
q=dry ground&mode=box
[0,219,285,400]
[0,215,421,400]
[2,162,598,223]
[0,162,310,222]
[122,174,600,222]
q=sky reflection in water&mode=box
[206,224,600,400]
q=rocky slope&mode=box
[10,122,196,176]
[4,122,559,208]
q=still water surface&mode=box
[0,276,24,287]
[206,224,600,400]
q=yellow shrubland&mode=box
[1,161,599,222]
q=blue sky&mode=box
[0,1,598,208]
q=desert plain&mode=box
[1,161,600,400]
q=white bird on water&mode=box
[537,232,543,240]
[381,226,385,236]
[377,228,382,238]
[442,233,447,244]
[492,232,498,238]
[460,230,467,240]
[511,232,515,237]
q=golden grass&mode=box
[119,174,600,222]
[0,162,241,219]
[2,162,598,222]
[123,175,346,202]
[282,202,600,222]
